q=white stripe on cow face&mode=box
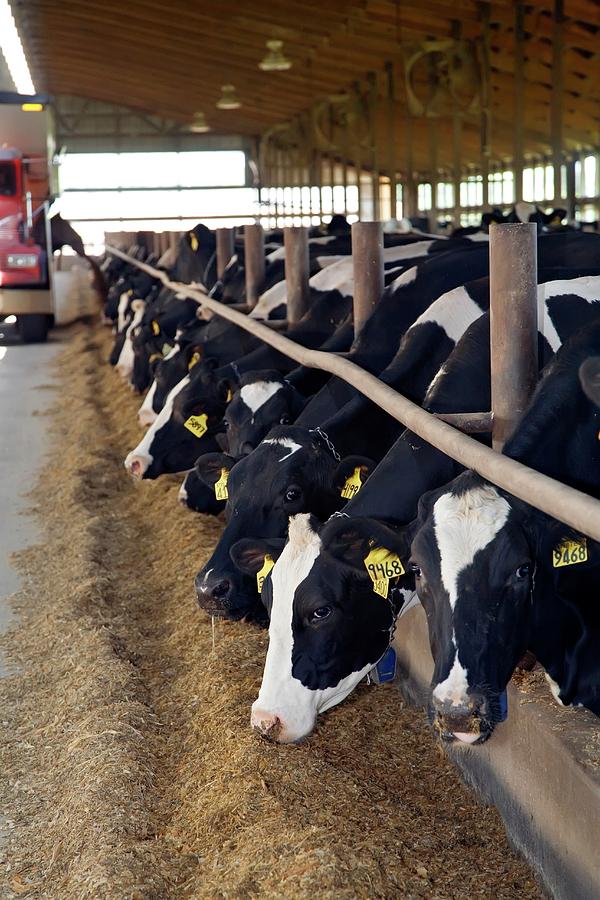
[390,265,418,290]
[138,380,158,426]
[239,381,283,418]
[117,291,131,333]
[124,374,190,478]
[431,485,510,708]
[116,300,145,379]
[251,514,373,743]
[262,437,302,461]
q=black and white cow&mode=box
[245,287,600,742]
[194,272,600,622]
[410,322,600,742]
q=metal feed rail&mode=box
[106,243,600,543]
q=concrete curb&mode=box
[393,605,600,900]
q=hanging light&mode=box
[189,111,210,133]
[259,40,292,72]
[216,85,241,110]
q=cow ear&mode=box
[218,377,238,404]
[230,538,286,575]
[194,452,237,487]
[321,515,410,572]
[333,456,376,500]
[415,485,447,527]
[579,357,600,406]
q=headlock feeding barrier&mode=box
[107,223,600,900]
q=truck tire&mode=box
[17,314,50,343]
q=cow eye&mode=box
[280,414,291,424]
[310,605,332,622]
[409,563,422,577]
[516,564,531,579]
[223,420,230,429]
[284,486,301,503]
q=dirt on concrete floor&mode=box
[0,324,543,898]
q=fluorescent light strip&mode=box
[0,0,35,94]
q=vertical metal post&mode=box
[284,226,310,323]
[216,228,235,279]
[566,157,577,221]
[489,223,538,450]
[244,223,265,308]
[386,61,397,222]
[352,220,384,336]
[513,0,525,204]
[551,0,565,205]
[169,232,179,253]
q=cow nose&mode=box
[195,571,232,614]
[251,709,283,742]
[432,694,486,744]
[211,579,230,600]
[138,409,157,428]
[124,452,149,479]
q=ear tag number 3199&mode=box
[214,468,229,501]
[363,546,404,598]
[183,413,208,439]
[341,466,362,500]
[552,537,587,568]
[256,555,275,593]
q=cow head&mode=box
[124,366,226,479]
[248,513,415,743]
[220,370,306,457]
[194,426,373,621]
[409,472,537,745]
[178,467,225,515]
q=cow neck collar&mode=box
[309,426,341,461]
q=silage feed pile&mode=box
[0,325,542,899]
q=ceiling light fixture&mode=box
[0,0,35,94]
[216,84,241,110]
[189,111,210,133]
[259,40,292,72]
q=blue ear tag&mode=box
[497,688,508,722]
[372,647,397,684]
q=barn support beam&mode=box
[551,0,565,205]
[352,220,383,337]
[244,223,265,308]
[489,223,538,451]
[216,228,235,279]
[513,1,525,204]
[283,226,310,323]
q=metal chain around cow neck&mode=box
[309,426,341,461]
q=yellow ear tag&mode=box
[151,320,160,336]
[127,289,134,296]
[183,413,208,439]
[597,430,600,441]
[341,466,363,500]
[552,537,588,568]
[214,468,229,501]
[257,555,275,594]
[149,353,162,364]
[190,232,199,252]
[363,546,405,598]
[226,388,233,402]
[188,350,201,371]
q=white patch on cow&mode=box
[117,290,131,333]
[157,246,176,268]
[383,241,433,262]
[116,300,146,379]
[250,279,287,319]
[266,235,335,263]
[315,254,345,270]
[138,380,158,427]
[262,437,302,461]
[538,276,600,352]
[433,655,470,707]
[411,285,483,344]
[309,256,354,295]
[515,201,537,223]
[432,486,511,709]
[464,232,489,242]
[390,265,418,290]
[124,374,190,477]
[178,477,188,505]
[544,672,565,705]
[433,485,511,610]
[251,514,372,743]
[240,381,283,416]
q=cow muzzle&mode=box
[251,709,283,742]
[194,570,233,616]
[431,695,492,745]
[124,451,152,480]
[138,408,158,428]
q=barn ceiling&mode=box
[12,0,600,172]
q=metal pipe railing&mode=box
[106,244,600,543]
